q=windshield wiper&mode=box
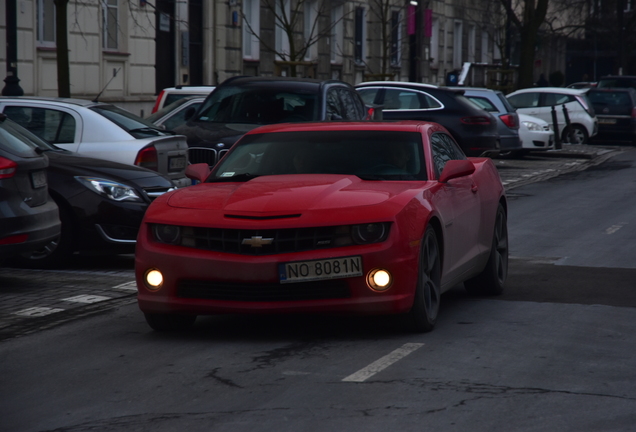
[209,173,261,183]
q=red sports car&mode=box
[135,121,508,332]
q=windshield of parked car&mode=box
[210,130,426,181]
[195,84,320,125]
[0,117,58,155]
[91,105,173,138]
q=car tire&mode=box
[11,201,74,268]
[562,125,589,144]
[144,313,197,332]
[464,204,508,296]
[405,225,442,333]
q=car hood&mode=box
[166,174,424,215]
[173,121,254,149]
[46,150,174,188]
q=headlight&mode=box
[522,121,543,131]
[75,177,142,202]
[351,223,389,244]
[153,224,182,245]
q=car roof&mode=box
[356,81,439,89]
[160,85,216,92]
[0,96,105,108]
[508,87,588,95]
[219,76,346,88]
[244,121,444,136]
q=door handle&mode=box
[471,183,478,193]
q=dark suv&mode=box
[587,87,636,144]
[174,76,370,166]
[356,81,500,157]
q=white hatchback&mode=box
[0,97,190,188]
[507,87,598,144]
[518,113,554,153]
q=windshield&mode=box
[90,105,173,138]
[210,130,427,181]
[195,85,320,125]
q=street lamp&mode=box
[2,0,25,96]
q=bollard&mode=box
[551,106,562,150]
[561,104,577,144]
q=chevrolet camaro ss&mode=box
[135,121,508,333]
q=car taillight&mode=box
[135,146,159,171]
[0,234,28,245]
[151,90,165,114]
[499,114,518,128]
[0,156,18,179]
[461,116,491,125]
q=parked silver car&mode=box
[0,97,191,188]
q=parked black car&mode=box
[0,114,60,261]
[587,87,636,144]
[174,76,371,166]
[596,75,636,90]
[356,81,500,157]
[4,120,177,268]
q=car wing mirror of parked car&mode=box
[185,163,211,183]
[438,159,475,183]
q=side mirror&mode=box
[438,159,475,183]
[185,163,211,183]
[365,104,384,121]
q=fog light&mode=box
[145,269,163,290]
[367,268,392,291]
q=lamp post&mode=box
[2,0,25,96]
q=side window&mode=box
[326,88,343,120]
[162,103,201,130]
[4,106,75,143]
[383,89,434,110]
[508,92,539,109]
[543,93,573,106]
[357,88,379,105]
[466,96,497,112]
[430,132,465,178]
[337,89,365,120]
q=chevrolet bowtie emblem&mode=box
[242,236,274,247]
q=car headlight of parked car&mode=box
[75,176,143,202]
[350,223,389,245]
[522,120,543,131]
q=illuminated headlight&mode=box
[75,177,142,202]
[153,224,181,244]
[351,223,389,244]
[145,269,163,290]
[367,268,393,291]
[522,121,543,131]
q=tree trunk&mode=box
[54,0,70,97]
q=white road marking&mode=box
[62,295,111,304]
[342,343,424,382]
[112,281,137,292]
[606,223,627,235]
[14,307,64,317]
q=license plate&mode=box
[279,256,363,284]
[30,170,47,189]
[169,156,187,171]
[598,118,617,124]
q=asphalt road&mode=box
[1,146,635,432]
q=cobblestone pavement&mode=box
[0,143,632,340]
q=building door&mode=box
[155,0,176,94]
[188,0,204,85]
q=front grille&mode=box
[178,279,351,301]
[188,147,229,167]
[144,186,176,200]
[181,226,348,255]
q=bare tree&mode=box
[54,0,71,97]
[366,0,406,79]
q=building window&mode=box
[330,5,343,64]
[453,21,463,69]
[354,7,366,64]
[37,0,56,46]
[243,0,260,60]
[275,0,291,60]
[430,18,439,69]
[390,10,402,66]
[304,0,318,61]
[468,25,475,63]
[481,30,490,63]
[103,0,119,50]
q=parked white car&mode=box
[518,113,554,153]
[506,87,598,144]
[0,97,190,188]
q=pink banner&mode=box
[407,5,416,35]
